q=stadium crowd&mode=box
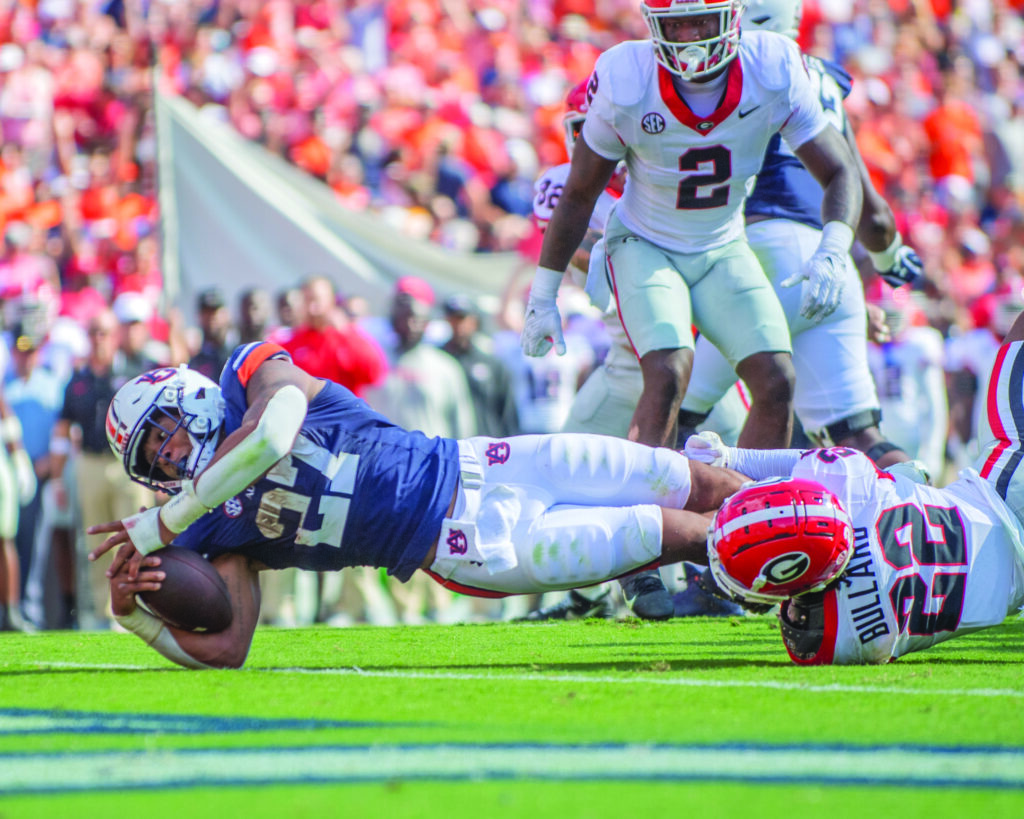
[0,0,1022,630]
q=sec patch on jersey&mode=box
[139,546,233,632]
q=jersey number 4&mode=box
[677,146,731,210]
[876,504,967,636]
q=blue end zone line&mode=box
[23,662,1024,699]
[0,708,409,734]
[2,740,1023,755]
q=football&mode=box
[138,546,233,633]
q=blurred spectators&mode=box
[282,274,387,397]
[187,286,234,381]
[441,293,520,437]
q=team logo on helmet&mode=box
[761,552,811,585]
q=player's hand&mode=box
[781,251,846,322]
[91,506,170,559]
[683,431,733,469]
[879,245,923,289]
[865,302,891,344]
[521,266,566,357]
[521,297,565,357]
[108,553,165,617]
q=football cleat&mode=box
[619,569,674,620]
[517,589,614,622]
[673,562,747,617]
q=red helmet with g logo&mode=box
[708,477,854,605]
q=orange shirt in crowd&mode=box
[922,100,982,182]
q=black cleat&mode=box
[517,589,614,621]
[673,563,747,617]
[619,570,674,620]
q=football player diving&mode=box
[89,341,747,668]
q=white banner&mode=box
[155,89,523,322]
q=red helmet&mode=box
[707,477,854,605]
[563,77,592,157]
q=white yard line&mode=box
[24,662,1024,699]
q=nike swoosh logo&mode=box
[738,106,760,118]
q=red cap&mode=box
[395,275,435,306]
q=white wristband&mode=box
[1,416,22,443]
[818,221,855,256]
[159,480,213,534]
[868,232,903,272]
[530,266,564,300]
[49,436,71,456]
[115,606,165,643]
[122,506,166,555]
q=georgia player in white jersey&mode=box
[677,0,925,469]
[686,303,1024,663]
[522,0,863,454]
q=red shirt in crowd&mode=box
[282,323,387,398]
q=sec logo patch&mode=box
[641,112,666,134]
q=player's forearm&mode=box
[159,385,307,536]
[728,448,803,480]
[538,198,594,273]
[856,189,898,254]
[819,166,863,231]
[115,607,214,669]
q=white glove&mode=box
[683,430,734,469]
[521,266,566,357]
[781,221,854,323]
[12,449,35,504]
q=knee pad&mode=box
[815,409,883,447]
[523,506,662,590]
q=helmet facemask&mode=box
[641,0,745,81]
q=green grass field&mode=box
[1,615,1022,817]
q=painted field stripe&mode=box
[0,709,385,735]
[1,744,1023,794]
[27,662,1024,699]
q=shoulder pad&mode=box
[592,41,656,109]
[739,30,803,91]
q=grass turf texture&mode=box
[0,615,1022,817]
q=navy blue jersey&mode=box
[174,342,460,581]
[745,56,852,228]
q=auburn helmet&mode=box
[742,0,801,38]
[641,0,745,81]
[106,365,225,493]
[707,477,854,605]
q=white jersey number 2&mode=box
[677,146,731,210]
